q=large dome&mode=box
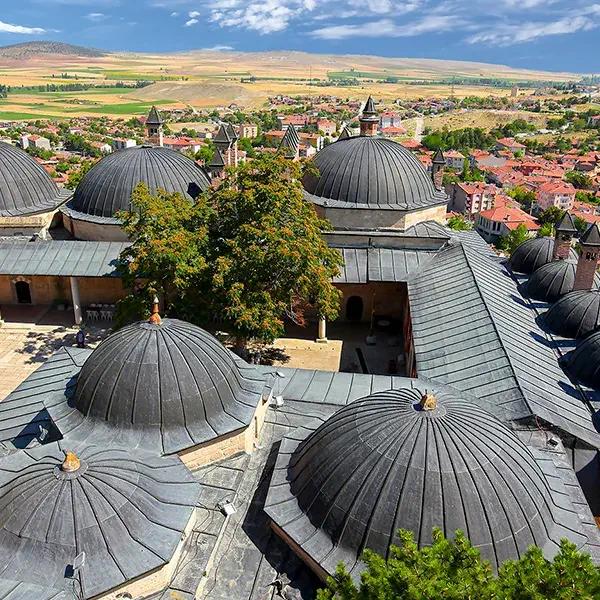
[303,137,446,210]
[266,387,583,576]
[526,260,576,302]
[0,444,198,598]
[566,331,600,389]
[0,141,63,217]
[509,237,554,274]
[54,317,267,454]
[544,290,600,339]
[67,145,210,222]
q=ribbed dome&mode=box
[0,444,198,598]
[269,387,574,574]
[567,331,600,389]
[544,290,600,339]
[71,318,266,454]
[303,137,446,210]
[0,141,62,217]
[69,145,210,221]
[526,260,576,302]
[509,237,554,274]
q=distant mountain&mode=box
[0,41,105,59]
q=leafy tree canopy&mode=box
[447,214,473,231]
[497,223,530,254]
[565,170,593,190]
[317,529,600,600]
[116,154,343,346]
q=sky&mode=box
[0,0,598,73]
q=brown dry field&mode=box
[0,50,579,118]
[424,109,550,131]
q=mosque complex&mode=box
[0,100,599,599]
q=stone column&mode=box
[317,316,328,343]
[70,277,82,325]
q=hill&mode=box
[0,41,104,59]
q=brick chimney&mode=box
[553,212,577,260]
[431,149,445,191]
[359,96,378,137]
[574,223,600,291]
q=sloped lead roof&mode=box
[266,387,587,576]
[64,145,210,223]
[0,443,198,598]
[408,241,600,447]
[303,137,447,211]
[0,580,66,599]
[47,318,267,454]
[0,141,65,217]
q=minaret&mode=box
[552,212,577,260]
[214,124,238,168]
[431,149,445,191]
[359,96,378,137]
[208,148,226,180]
[574,223,600,291]
[146,106,164,147]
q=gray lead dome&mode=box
[509,237,554,274]
[303,137,446,210]
[526,260,576,302]
[0,141,63,216]
[72,318,266,453]
[566,331,600,389]
[69,145,210,221]
[267,387,579,575]
[544,290,600,339]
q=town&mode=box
[1,10,600,600]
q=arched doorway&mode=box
[15,281,31,304]
[346,296,363,321]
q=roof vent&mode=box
[419,392,437,411]
[62,451,81,473]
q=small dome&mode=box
[545,290,600,339]
[303,137,446,210]
[567,331,600,389]
[267,387,579,575]
[69,318,266,454]
[0,444,198,598]
[526,260,576,302]
[0,141,63,216]
[67,145,210,222]
[509,237,554,274]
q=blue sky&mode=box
[0,0,598,73]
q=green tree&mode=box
[565,170,593,190]
[508,186,536,212]
[317,530,600,600]
[537,223,554,238]
[574,216,589,235]
[65,160,94,190]
[539,206,565,226]
[116,154,343,346]
[447,214,473,231]
[497,223,530,254]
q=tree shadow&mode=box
[15,327,108,364]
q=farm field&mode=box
[0,48,581,119]
[424,109,551,132]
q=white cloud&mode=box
[468,14,596,45]
[185,18,199,26]
[0,20,47,34]
[170,11,179,17]
[311,15,460,39]
[86,12,108,21]
[189,10,201,18]
[201,44,234,50]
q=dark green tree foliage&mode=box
[565,170,593,190]
[447,214,473,231]
[496,223,530,254]
[317,529,600,600]
[116,154,342,344]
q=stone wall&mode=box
[63,213,129,242]
[336,282,407,322]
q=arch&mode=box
[346,296,364,322]
[15,281,32,304]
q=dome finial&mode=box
[62,450,81,473]
[419,391,437,411]
[148,295,162,325]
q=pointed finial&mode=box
[62,451,81,473]
[148,295,162,325]
[419,392,437,411]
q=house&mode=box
[587,115,600,128]
[496,137,526,154]
[316,119,336,137]
[536,181,576,211]
[444,150,465,171]
[162,137,203,154]
[277,114,309,130]
[91,141,113,155]
[380,125,407,137]
[379,111,403,129]
[112,138,137,152]
[237,123,258,139]
[449,182,499,216]
[475,205,539,242]
[400,139,422,152]
[20,134,51,151]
